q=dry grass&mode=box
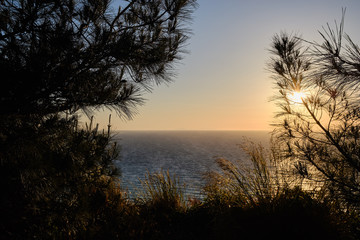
[136,170,187,210]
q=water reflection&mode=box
[113,130,270,198]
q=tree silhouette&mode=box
[0,1,197,238]
[269,13,360,211]
[0,0,197,118]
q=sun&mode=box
[288,91,306,104]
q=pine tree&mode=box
[0,0,197,118]
[268,13,360,211]
[0,1,197,238]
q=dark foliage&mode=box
[0,0,197,118]
[0,0,197,238]
[0,115,124,238]
[115,187,357,240]
[204,188,356,240]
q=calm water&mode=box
[113,131,270,198]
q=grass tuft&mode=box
[137,170,187,211]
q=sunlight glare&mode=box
[288,91,306,104]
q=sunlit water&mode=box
[113,130,270,199]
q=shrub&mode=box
[203,139,359,239]
[0,115,123,239]
[138,170,187,211]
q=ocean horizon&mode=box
[112,130,271,198]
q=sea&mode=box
[112,130,271,199]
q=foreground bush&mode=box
[0,115,123,239]
[118,185,357,240]
[197,187,356,240]
[110,164,358,240]
[201,140,359,240]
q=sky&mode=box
[91,0,360,131]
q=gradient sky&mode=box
[91,0,360,131]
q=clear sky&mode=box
[91,0,360,131]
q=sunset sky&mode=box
[92,0,360,131]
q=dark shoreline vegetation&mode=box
[1,115,359,239]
